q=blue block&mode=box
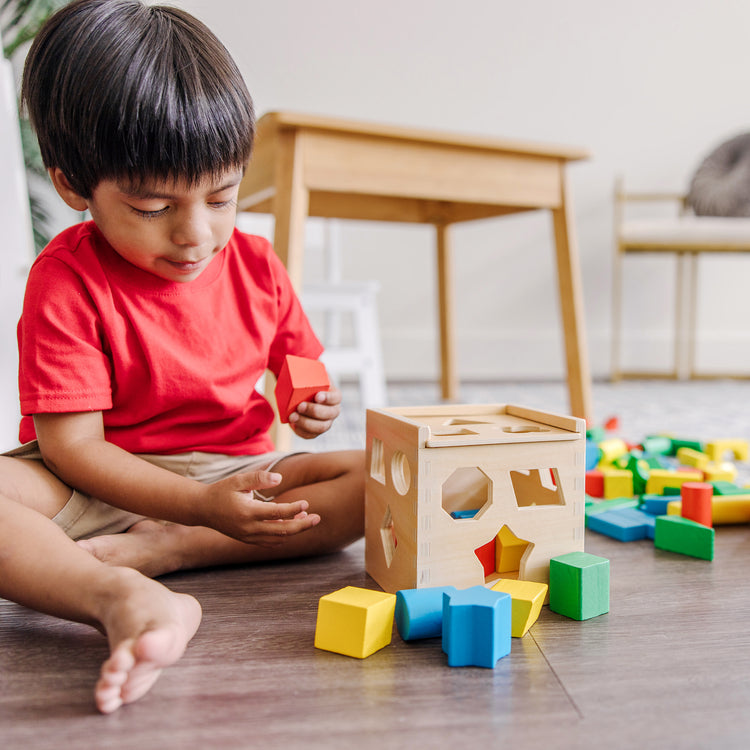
[640,494,672,516]
[586,507,653,541]
[395,586,457,641]
[450,509,479,520]
[585,439,602,471]
[442,586,511,668]
[612,506,657,539]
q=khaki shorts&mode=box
[5,442,293,541]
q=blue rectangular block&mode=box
[587,507,653,542]
[640,495,672,516]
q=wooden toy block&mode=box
[645,469,703,495]
[495,525,530,574]
[585,496,639,521]
[613,453,650,495]
[598,438,629,465]
[585,439,601,471]
[365,404,586,594]
[703,462,738,483]
[680,482,713,527]
[641,436,673,455]
[667,495,750,525]
[314,586,396,658]
[654,516,714,561]
[586,508,653,542]
[394,586,457,641]
[474,538,496,577]
[602,469,633,499]
[490,579,548,637]
[441,586,511,668]
[640,494,672,516]
[585,469,605,498]
[712,480,749,495]
[274,354,330,423]
[670,438,703,455]
[549,551,609,621]
[676,447,710,471]
[705,439,749,463]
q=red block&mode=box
[274,354,330,423]
[585,469,604,498]
[681,482,713,528]
[474,538,496,577]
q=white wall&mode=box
[6,0,750,400]
[0,58,34,450]
[172,0,750,380]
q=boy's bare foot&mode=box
[78,520,191,578]
[94,568,202,713]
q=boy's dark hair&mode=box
[21,0,255,198]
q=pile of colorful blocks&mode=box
[585,418,749,561]
[314,550,610,668]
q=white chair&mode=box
[235,214,387,409]
[611,177,750,380]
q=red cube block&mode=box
[274,354,330,423]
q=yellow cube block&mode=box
[645,469,702,495]
[490,579,548,637]
[314,586,396,658]
[602,468,633,499]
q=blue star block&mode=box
[395,586,457,641]
[441,586,511,668]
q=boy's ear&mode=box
[48,168,89,212]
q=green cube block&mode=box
[549,552,610,621]
[654,515,715,561]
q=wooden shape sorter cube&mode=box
[365,404,587,594]
[314,586,397,659]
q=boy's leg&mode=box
[79,449,366,577]
[0,458,202,713]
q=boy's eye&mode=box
[131,205,169,219]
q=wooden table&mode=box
[238,112,593,420]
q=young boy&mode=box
[2,0,365,714]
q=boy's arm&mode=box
[33,411,318,544]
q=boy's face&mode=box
[82,170,244,283]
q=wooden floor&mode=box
[2,525,750,749]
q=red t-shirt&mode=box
[18,222,322,455]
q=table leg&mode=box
[436,223,458,400]
[551,172,593,422]
[272,129,310,290]
[270,130,310,450]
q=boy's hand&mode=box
[287,387,341,439]
[203,470,320,545]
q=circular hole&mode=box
[391,451,411,495]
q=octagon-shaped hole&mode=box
[442,466,492,520]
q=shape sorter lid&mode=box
[374,403,584,448]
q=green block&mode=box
[670,438,704,455]
[663,486,682,496]
[711,481,748,496]
[642,436,672,455]
[654,516,715,561]
[586,426,606,443]
[549,552,610,621]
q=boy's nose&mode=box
[171,211,213,247]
